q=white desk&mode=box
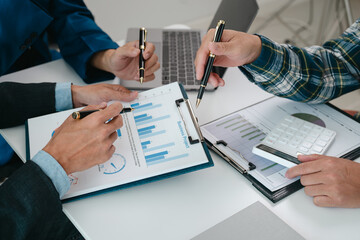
[1,60,360,240]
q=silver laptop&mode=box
[124,0,258,91]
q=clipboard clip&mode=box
[175,98,203,145]
[216,140,256,171]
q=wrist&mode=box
[71,85,85,108]
[43,145,71,175]
[91,49,116,73]
[247,34,262,64]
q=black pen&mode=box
[72,107,134,120]
[139,27,147,84]
[196,20,225,108]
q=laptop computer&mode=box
[123,0,258,91]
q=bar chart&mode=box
[131,101,189,166]
[203,113,286,177]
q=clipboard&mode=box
[201,96,360,203]
[25,83,213,202]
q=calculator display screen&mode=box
[256,144,302,165]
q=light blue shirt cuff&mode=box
[32,150,70,198]
[55,82,73,111]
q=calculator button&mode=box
[320,135,331,141]
[271,130,282,137]
[305,136,316,143]
[276,126,286,132]
[264,139,275,145]
[302,141,312,149]
[299,146,309,153]
[289,142,298,148]
[316,140,327,147]
[312,145,323,153]
[323,129,334,136]
[310,131,320,138]
[303,123,313,129]
[278,138,288,145]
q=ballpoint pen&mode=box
[196,20,225,108]
[139,27,147,84]
[72,107,134,120]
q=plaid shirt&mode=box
[241,18,360,120]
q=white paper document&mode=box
[27,83,211,200]
[201,97,360,192]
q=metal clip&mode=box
[175,98,202,145]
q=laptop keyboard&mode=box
[162,31,201,88]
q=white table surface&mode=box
[1,59,360,240]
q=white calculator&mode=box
[252,115,336,168]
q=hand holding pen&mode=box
[139,27,147,84]
[196,20,225,107]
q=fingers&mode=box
[107,85,138,102]
[313,196,335,207]
[208,42,232,56]
[144,54,160,77]
[286,160,323,179]
[195,30,214,80]
[81,102,107,112]
[97,102,123,123]
[300,172,327,186]
[304,184,328,197]
[208,73,225,87]
[117,44,140,59]
[143,42,156,60]
[297,154,323,162]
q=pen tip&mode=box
[140,77,144,84]
[196,99,201,108]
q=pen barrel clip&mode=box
[213,20,225,42]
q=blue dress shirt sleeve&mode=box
[32,150,70,198]
[55,82,73,111]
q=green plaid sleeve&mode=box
[240,18,360,104]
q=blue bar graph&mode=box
[138,125,156,133]
[139,130,166,139]
[145,151,168,161]
[147,153,189,166]
[136,115,171,126]
[141,141,151,146]
[133,102,152,109]
[135,116,152,124]
[143,142,175,153]
[131,100,189,167]
[133,104,162,113]
[146,155,165,162]
[134,114,147,120]
[138,130,152,136]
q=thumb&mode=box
[209,42,232,56]
[116,45,140,59]
[81,102,107,112]
[297,154,323,163]
[110,88,138,102]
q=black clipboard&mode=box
[201,97,360,203]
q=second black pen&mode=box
[72,107,134,120]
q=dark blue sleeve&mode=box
[0,161,81,239]
[48,0,119,83]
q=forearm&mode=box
[0,82,56,128]
[241,19,360,103]
[0,161,63,239]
